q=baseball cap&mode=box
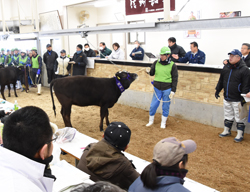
[60,49,66,53]
[46,44,52,48]
[228,49,242,57]
[104,122,131,151]
[153,137,197,167]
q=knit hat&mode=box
[153,137,197,167]
[104,122,131,151]
[77,44,83,50]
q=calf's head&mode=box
[115,71,138,90]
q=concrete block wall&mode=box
[87,63,224,106]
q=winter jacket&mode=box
[100,47,112,58]
[84,48,96,57]
[169,43,186,62]
[130,46,144,61]
[216,59,250,102]
[56,56,70,76]
[178,49,206,64]
[150,59,178,92]
[242,54,250,67]
[43,50,58,70]
[108,48,125,60]
[68,51,88,76]
[129,176,190,192]
[77,139,140,190]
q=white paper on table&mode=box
[51,160,90,192]
[87,58,95,69]
[241,94,250,102]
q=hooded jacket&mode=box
[169,43,186,62]
[216,59,250,102]
[129,176,190,192]
[77,139,140,190]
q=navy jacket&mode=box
[129,176,190,192]
[178,49,206,64]
[130,46,144,61]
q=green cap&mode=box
[11,49,14,52]
[160,46,171,55]
[31,47,37,51]
[14,48,18,51]
[1,48,4,51]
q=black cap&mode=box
[77,44,83,50]
[104,122,131,151]
[46,44,52,48]
[60,49,66,53]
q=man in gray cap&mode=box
[43,44,58,84]
[215,49,250,142]
[77,122,139,190]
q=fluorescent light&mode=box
[94,0,116,7]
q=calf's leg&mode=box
[100,105,108,132]
[105,109,110,126]
[1,85,6,100]
[62,105,73,128]
[7,84,11,97]
[13,82,18,97]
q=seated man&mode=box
[172,41,206,64]
[0,106,56,191]
[99,42,112,58]
[84,43,96,57]
[77,122,140,190]
[129,40,144,61]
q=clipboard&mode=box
[145,52,156,58]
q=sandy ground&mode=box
[4,86,250,192]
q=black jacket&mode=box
[84,48,96,57]
[243,54,250,67]
[169,44,186,62]
[216,59,250,102]
[43,51,58,70]
[69,51,88,76]
[149,59,178,92]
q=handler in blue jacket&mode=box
[129,40,144,61]
[172,41,206,64]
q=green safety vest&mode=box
[154,60,174,83]
[0,55,5,64]
[19,56,28,66]
[13,54,20,61]
[8,55,12,63]
[32,55,40,69]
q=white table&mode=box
[57,131,218,192]
[51,160,94,192]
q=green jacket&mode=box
[100,47,112,58]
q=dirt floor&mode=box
[4,86,250,192]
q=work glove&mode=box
[169,91,175,99]
[37,69,41,75]
[26,64,31,67]
[145,67,151,74]
[241,96,246,106]
[215,91,220,99]
[20,61,24,64]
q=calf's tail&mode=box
[50,80,56,117]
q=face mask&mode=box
[135,44,139,48]
[99,47,103,50]
[85,48,90,51]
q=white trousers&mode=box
[223,99,246,123]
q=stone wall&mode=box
[87,63,223,106]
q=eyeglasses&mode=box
[229,55,240,58]
[46,134,58,144]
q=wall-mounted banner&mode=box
[126,0,175,16]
